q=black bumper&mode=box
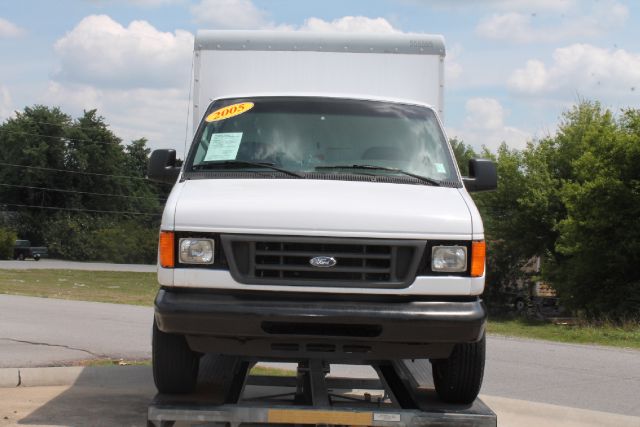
[155,288,486,360]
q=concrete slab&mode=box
[19,367,85,388]
[16,366,151,388]
[483,395,640,427]
[0,369,18,388]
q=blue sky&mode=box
[1,0,639,155]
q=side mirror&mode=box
[148,149,181,184]
[463,158,497,192]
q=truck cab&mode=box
[148,31,497,405]
[13,240,47,261]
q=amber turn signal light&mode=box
[159,231,175,268]
[470,241,486,277]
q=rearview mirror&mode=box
[463,158,497,192]
[148,149,181,184]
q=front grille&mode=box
[221,235,425,288]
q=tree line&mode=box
[0,105,170,263]
[455,101,640,320]
[1,102,638,319]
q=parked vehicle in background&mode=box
[13,240,48,261]
[148,31,497,405]
[505,256,564,318]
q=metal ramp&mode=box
[147,356,496,427]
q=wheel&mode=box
[34,254,41,261]
[514,298,526,313]
[152,319,200,393]
[17,253,25,261]
[431,334,485,404]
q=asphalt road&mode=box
[1,294,639,417]
[0,259,156,272]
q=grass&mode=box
[0,269,157,306]
[488,317,640,350]
[74,359,295,376]
[250,366,296,377]
[74,358,151,367]
[1,268,638,350]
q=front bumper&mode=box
[155,288,487,361]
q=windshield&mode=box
[187,97,459,183]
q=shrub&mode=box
[0,228,17,260]
[42,214,158,264]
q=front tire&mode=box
[431,334,485,404]
[152,319,200,393]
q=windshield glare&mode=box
[188,97,458,183]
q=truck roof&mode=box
[194,30,445,56]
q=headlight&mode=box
[431,246,467,272]
[179,238,215,264]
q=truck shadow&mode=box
[18,365,155,427]
[17,356,248,426]
[17,357,471,426]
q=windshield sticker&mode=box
[205,102,254,122]
[435,163,446,174]
[204,132,243,161]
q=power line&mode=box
[0,121,170,150]
[0,128,122,146]
[0,118,120,129]
[0,183,167,201]
[1,119,70,127]
[2,203,161,216]
[0,161,172,184]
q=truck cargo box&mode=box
[193,30,446,129]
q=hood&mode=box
[168,179,473,239]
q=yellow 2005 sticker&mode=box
[205,102,254,122]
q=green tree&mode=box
[0,105,165,262]
[0,228,16,259]
[126,138,151,177]
[0,106,73,243]
[449,137,477,176]
[546,103,640,318]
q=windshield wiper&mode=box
[316,164,441,186]
[193,160,304,178]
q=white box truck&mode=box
[148,30,497,404]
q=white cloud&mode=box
[446,43,463,84]
[508,60,549,94]
[190,0,399,33]
[191,0,268,29]
[88,0,184,6]
[42,82,190,154]
[127,0,183,5]
[423,0,575,12]
[447,98,530,151]
[481,0,574,11]
[464,98,505,130]
[48,15,194,153]
[476,1,628,43]
[508,44,640,101]
[0,17,25,38]
[53,15,193,89]
[0,85,14,122]
[299,16,398,33]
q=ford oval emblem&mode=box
[309,256,337,268]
